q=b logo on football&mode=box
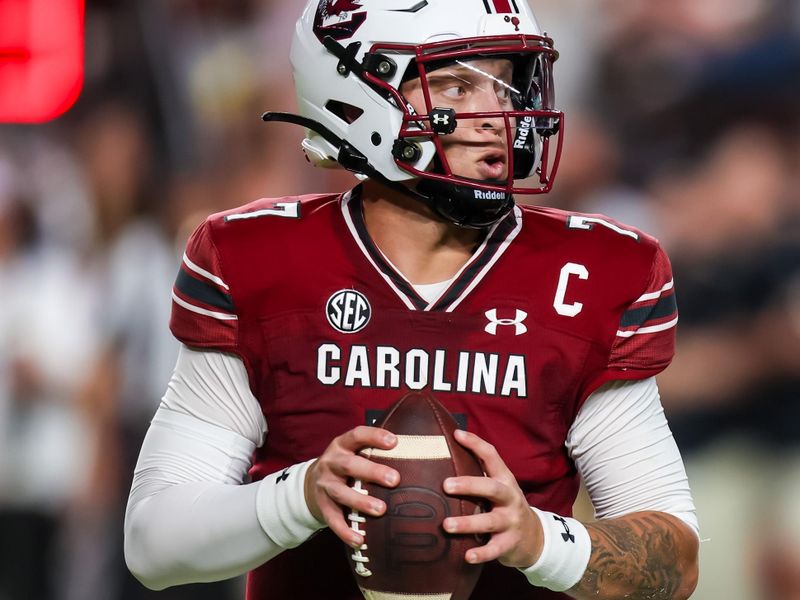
[386,487,449,566]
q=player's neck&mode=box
[360,180,484,285]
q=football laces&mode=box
[348,479,372,577]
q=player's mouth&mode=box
[476,149,507,180]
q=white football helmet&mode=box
[267,0,563,227]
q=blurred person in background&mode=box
[59,100,242,600]
[123,1,700,599]
[654,122,800,600]
[0,147,100,600]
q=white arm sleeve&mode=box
[124,345,325,590]
[566,377,699,535]
[159,344,267,444]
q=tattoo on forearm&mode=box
[571,513,686,600]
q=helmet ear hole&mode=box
[325,100,364,124]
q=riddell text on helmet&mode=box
[514,115,534,149]
[473,189,507,200]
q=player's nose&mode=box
[471,88,507,133]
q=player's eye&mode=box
[440,85,467,100]
[496,85,511,101]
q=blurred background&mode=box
[0,0,798,599]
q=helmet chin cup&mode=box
[416,178,514,229]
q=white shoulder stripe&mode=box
[172,291,238,321]
[634,280,674,303]
[616,316,678,338]
[183,252,230,291]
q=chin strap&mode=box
[416,178,514,228]
[261,112,513,229]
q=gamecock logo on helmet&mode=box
[314,0,367,42]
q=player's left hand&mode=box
[442,428,544,569]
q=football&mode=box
[346,391,486,600]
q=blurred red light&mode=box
[0,0,84,123]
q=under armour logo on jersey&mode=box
[485,309,528,336]
[553,515,575,543]
[275,469,290,484]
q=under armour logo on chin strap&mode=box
[275,469,290,484]
[485,309,528,336]
[553,515,575,543]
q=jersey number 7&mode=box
[224,202,302,222]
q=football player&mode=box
[124,1,699,599]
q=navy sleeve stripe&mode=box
[175,269,235,313]
[620,293,677,328]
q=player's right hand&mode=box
[304,426,400,547]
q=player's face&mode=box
[401,58,516,182]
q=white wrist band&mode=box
[255,459,327,548]
[519,507,592,592]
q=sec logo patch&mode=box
[326,289,371,333]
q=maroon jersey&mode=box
[170,187,677,600]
